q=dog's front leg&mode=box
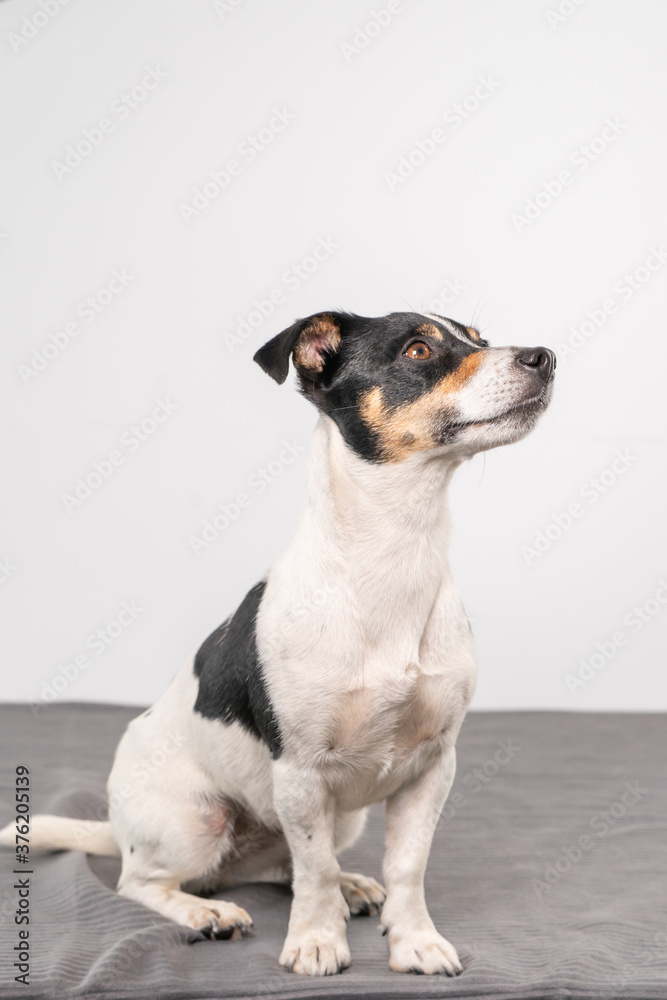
[273,760,350,976]
[382,746,463,976]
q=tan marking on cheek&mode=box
[466,326,480,341]
[414,323,443,340]
[358,352,487,462]
[437,349,485,392]
[359,386,440,463]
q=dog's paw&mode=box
[387,927,462,976]
[280,932,351,976]
[188,901,253,940]
[339,871,386,916]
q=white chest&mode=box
[257,417,478,807]
[288,653,475,809]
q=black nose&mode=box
[515,347,556,378]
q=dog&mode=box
[1,311,555,976]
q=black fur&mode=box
[255,311,489,462]
[193,581,283,759]
[253,317,311,384]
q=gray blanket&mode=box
[0,703,665,999]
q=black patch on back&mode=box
[193,581,283,758]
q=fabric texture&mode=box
[0,702,665,1000]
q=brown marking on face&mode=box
[359,386,438,462]
[413,323,443,340]
[437,348,485,390]
[293,313,341,371]
[359,350,487,462]
[466,326,480,341]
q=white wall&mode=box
[1,0,665,712]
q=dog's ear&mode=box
[253,313,342,385]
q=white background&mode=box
[1,0,665,712]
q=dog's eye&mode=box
[404,341,431,360]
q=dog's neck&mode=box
[315,414,459,533]
[292,416,462,633]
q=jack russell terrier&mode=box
[2,311,555,976]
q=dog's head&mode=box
[254,311,555,462]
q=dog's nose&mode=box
[515,347,556,378]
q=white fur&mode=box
[424,313,482,348]
[2,337,549,975]
[254,417,476,972]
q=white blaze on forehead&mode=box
[422,314,482,349]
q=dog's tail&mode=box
[0,815,121,857]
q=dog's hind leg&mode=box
[118,871,253,939]
[113,792,254,939]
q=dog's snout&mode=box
[515,347,556,378]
